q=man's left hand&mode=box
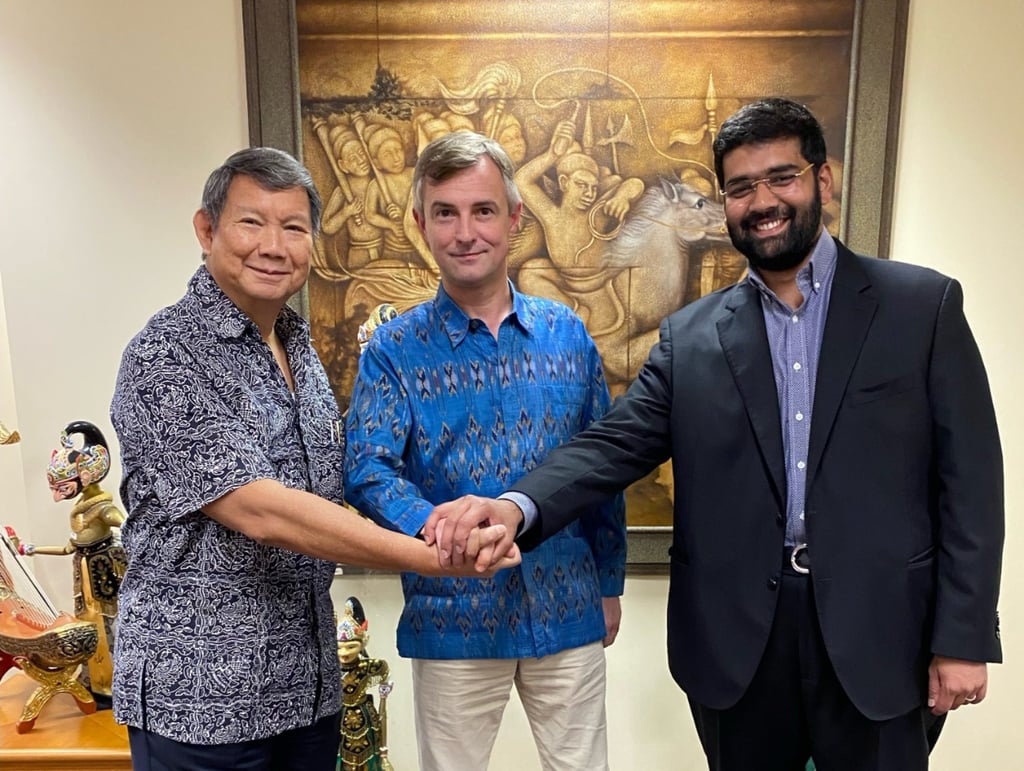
[602,596,622,647]
[927,655,988,715]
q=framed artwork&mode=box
[243,0,909,566]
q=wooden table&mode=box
[0,672,130,770]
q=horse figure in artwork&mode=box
[589,177,732,387]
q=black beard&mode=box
[727,189,822,273]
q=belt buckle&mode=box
[790,543,810,574]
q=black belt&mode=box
[783,543,810,574]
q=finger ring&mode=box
[965,695,977,703]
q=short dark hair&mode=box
[712,98,827,186]
[412,131,521,216]
[200,147,323,233]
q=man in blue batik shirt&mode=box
[345,131,626,771]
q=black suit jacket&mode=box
[512,242,1003,720]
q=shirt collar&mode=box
[746,228,838,304]
[433,280,535,347]
[188,264,305,343]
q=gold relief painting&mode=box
[294,0,859,528]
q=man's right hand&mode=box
[424,495,524,569]
[442,521,522,575]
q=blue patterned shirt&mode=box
[344,283,626,660]
[746,230,838,546]
[110,266,343,744]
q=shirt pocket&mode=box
[302,416,345,450]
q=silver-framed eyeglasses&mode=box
[721,163,816,201]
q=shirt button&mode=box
[767,576,780,590]
[797,461,806,470]
[793,362,802,371]
[791,315,799,323]
[795,412,804,421]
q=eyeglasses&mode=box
[721,163,816,201]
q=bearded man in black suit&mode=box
[424,98,1004,771]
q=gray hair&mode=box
[412,131,521,216]
[200,146,323,233]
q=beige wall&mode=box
[0,1,1018,768]
[0,0,249,572]
[888,1,1024,766]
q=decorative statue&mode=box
[337,596,395,771]
[20,420,126,705]
[357,304,398,354]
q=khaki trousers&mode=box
[411,641,608,771]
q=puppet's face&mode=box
[338,639,363,664]
[50,477,81,502]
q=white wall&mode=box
[0,1,1018,768]
[0,0,248,599]
[889,1,1024,767]
[0,275,31,559]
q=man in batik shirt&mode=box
[345,132,626,771]
[110,147,518,770]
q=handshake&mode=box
[423,495,525,573]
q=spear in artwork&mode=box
[598,114,635,176]
[581,103,595,156]
[668,72,720,151]
[705,73,719,149]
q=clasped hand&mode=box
[423,495,524,571]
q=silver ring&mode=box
[965,695,977,703]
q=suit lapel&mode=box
[807,246,877,480]
[718,282,787,506]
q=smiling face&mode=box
[722,137,832,273]
[413,155,521,302]
[193,175,313,328]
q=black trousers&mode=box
[688,565,943,771]
[128,711,342,771]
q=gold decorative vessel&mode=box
[1,532,100,731]
[0,586,98,668]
